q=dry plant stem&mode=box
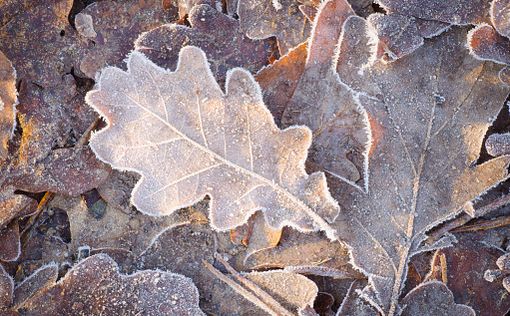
[284,265,364,279]
[76,116,101,147]
[213,254,295,316]
[427,193,510,243]
[439,253,448,284]
[20,192,54,237]
[203,260,285,316]
[451,215,510,233]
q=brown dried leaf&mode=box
[13,264,58,309]
[0,221,20,262]
[430,232,510,315]
[281,0,368,188]
[18,254,205,315]
[400,281,474,316]
[75,0,178,79]
[255,42,308,125]
[491,0,510,38]
[86,46,339,239]
[0,50,16,160]
[237,0,313,54]
[0,265,13,310]
[135,4,273,84]
[467,24,510,66]
[376,0,490,25]
[334,16,510,314]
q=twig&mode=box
[203,260,284,316]
[20,191,54,237]
[451,215,510,233]
[214,254,294,316]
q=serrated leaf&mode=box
[86,46,338,239]
[333,16,510,315]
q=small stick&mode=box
[203,260,282,316]
[451,215,510,233]
[214,254,294,316]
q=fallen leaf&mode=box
[281,0,369,188]
[400,281,475,316]
[0,221,20,262]
[75,0,178,79]
[486,132,510,156]
[18,254,205,315]
[237,0,314,54]
[135,4,274,84]
[491,0,510,38]
[467,23,510,66]
[334,16,510,314]
[255,42,308,125]
[12,264,58,309]
[0,265,13,310]
[0,50,16,160]
[376,0,490,25]
[86,45,339,239]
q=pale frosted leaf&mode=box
[19,254,205,315]
[491,0,510,38]
[400,281,475,316]
[334,16,510,314]
[237,0,313,54]
[86,46,338,239]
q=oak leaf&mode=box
[86,46,339,239]
[237,0,314,54]
[18,254,204,315]
[333,16,510,315]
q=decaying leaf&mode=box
[281,0,369,188]
[491,0,510,38]
[18,254,204,315]
[237,0,314,54]
[86,45,339,239]
[333,16,510,314]
[255,42,308,125]
[0,50,16,160]
[135,4,273,84]
[13,263,58,309]
[400,281,475,316]
[0,265,13,310]
[376,0,490,25]
[75,0,178,79]
[467,24,510,66]
[0,221,20,262]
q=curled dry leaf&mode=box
[18,254,205,315]
[237,0,314,54]
[334,16,510,315]
[135,4,273,84]
[376,0,490,25]
[0,50,16,160]
[400,281,475,316]
[467,24,510,66]
[281,0,369,188]
[86,46,339,239]
[75,0,178,79]
[491,0,510,38]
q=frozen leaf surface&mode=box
[0,265,13,310]
[334,16,510,315]
[237,0,314,54]
[491,0,510,38]
[87,46,339,238]
[376,0,490,25]
[75,0,178,79]
[486,132,510,156]
[0,51,16,160]
[135,4,273,84]
[281,0,369,188]
[467,24,510,66]
[19,254,204,315]
[400,281,474,316]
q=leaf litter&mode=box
[2,0,510,315]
